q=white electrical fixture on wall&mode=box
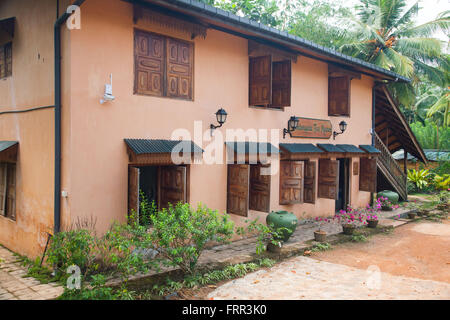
[100,74,115,104]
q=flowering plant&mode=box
[377,196,396,210]
[314,217,332,232]
[334,206,365,227]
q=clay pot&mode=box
[407,212,417,219]
[314,230,327,242]
[367,219,378,228]
[342,224,356,235]
[267,241,282,253]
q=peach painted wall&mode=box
[0,0,58,257]
[64,0,373,234]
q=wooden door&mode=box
[318,159,339,199]
[227,164,249,216]
[279,161,304,205]
[128,166,140,217]
[359,158,377,192]
[249,164,271,213]
[304,161,316,204]
[159,166,187,209]
[0,163,6,216]
[6,163,15,219]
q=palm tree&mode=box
[339,0,449,106]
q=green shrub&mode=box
[407,169,431,190]
[150,202,234,274]
[46,229,96,277]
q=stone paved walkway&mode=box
[207,256,450,300]
[0,246,64,300]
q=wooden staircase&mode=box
[374,132,408,200]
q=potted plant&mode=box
[378,196,394,211]
[366,213,379,228]
[266,210,298,242]
[335,208,362,235]
[313,217,331,242]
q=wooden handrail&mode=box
[373,132,407,197]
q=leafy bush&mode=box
[150,202,234,274]
[407,169,431,190]
[46,229,96,277]
[236,219,291,255]
[433,174,450,190]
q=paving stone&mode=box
[0,293,14,300]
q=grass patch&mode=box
[311,243,332,252]
[351,234,368,242]
[13,254,57,285]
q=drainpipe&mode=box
[53,0,86,234]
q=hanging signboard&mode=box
[291,117,332,139]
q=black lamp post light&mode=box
[333,120,348,140]
[210,108,228,135]
[283,116,299,139]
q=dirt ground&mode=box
[179,218,450,300]
[312,219,450,283]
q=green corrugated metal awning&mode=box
[359,145,381,154]
[279,143,324,153]
[225,142,279,154]
[125,139,203,154]
[317,144,345,153]
[0,141,18,153]
[336,144,365,153]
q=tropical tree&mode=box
[338,0,449,106]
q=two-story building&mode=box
[0,0,426,258]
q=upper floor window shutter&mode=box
[318,159,339,199]
[303,161,316,204]
[249,164,271,213]
[134,31,165,97]
[359,158,377,192]
[272,60,291,107]
[227,164,249,216]
[166,38,193,100]
[279,161,304,205]
[328,76,350,116]
[249,55,272,106]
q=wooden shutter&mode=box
[249,55,272,106]
[272,60,291,107]
[5,42,11,77]
[227,164,249,216]
[134,30,164,96]
[0,163,6,216]
[359,158,377,192]
[279,161,304,205]
[0,44,5,79]
[328,76,350,116]
[5,163,15,220]
[166,38,193,100]
[128,166,140,217]
[318,159,339,199]
[159,166,187,209]
[249,164,271,213]
[304,161,316,204]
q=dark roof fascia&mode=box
[0,141,18,153]
[125,139,203,154]
[225,142,279,155]
[137,0,410,83]
[279,143,324,154]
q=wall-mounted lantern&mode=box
[333,120,348,140]
[210,108,228,135]
[283,116,299,139]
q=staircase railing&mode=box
[373,132,407,198]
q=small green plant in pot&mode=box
[266,210,298,242]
